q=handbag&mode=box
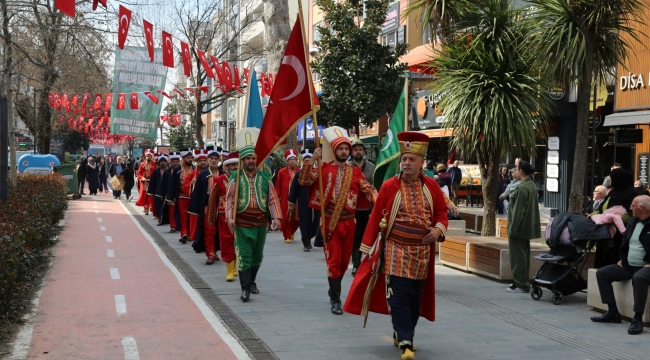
[110,175,124,190]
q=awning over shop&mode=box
[604,111,650,126]
[399,44,441,73]
[360,135,379,144]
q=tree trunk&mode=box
[37,88,52,154]
[262,0,290,74]
[194,101,204,148]
[568,42,595,213]
[7,88,16,187]
[479,150,499,236]
[2,0,15,187]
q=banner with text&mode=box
[110,46,168,138]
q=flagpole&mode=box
[404,78,409,131]
[297,0,327,243]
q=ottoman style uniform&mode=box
[288,149,319,252]
[299,126,377,315]
[276,149,300,243]
[159,152,181,232]
[343,131,449,360]
[226,128,282,302]
[150,154,170,224]
[189,147,220,263]
[136,149,157,215]
[208,152,240,281]
[167,148,198,244]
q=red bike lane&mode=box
[25,196,247,359]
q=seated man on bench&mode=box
[592,195,650,335]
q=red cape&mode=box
[343,175,446,322]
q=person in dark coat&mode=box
[157,152,180,232]
[98,157,109,193]
[497,166,510,214]
[288,149,320,252]
[122,162,136,201]
[189,148,220,262]
[76,156,88,194]
[591,168,638,268]
[86,157,100,195]
[148,154,168,223]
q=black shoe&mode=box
[250,268,260,294]
[628,319,644,335]
[351,267,358,277]
[169,229,177,233]
[591,312,622,323]
[239,269,251,301]
[240,289,250,301]
[180,235,188,244]
[331,301,343,315]
[302,238,310,252]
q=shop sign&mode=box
[547,136,559,150]
[638,152,650,187]
[397,25,406,44]
[547,178,559,192]
[549,82,565,100]
[619,72,647,90]
[548,150,559,165]
[547,164,559,178]
[381,2,400,33]
[615,129,643,143]
[422,128,454,138]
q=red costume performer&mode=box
[208,152,240,281]
[276,149,300,243]
[343,131,448,360]
[136,149,157,215]
[299,126,377,315]
[177,149,198,244]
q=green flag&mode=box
[373,86,406,189]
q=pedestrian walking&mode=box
[344,131,449,360]
[76,156,87,195]
[109,156,126,199]
[122,162,135,201]
[98,157,109,193]
[86,157,100,195]
[288,149,320,252]
[348,137,375,276]
[299,127,377,315]
[449,160,463,205]
[226,128,282,302]
[276,149,300,243]
[506,161,540,293]
[135,150,157,215]
[189,147,221,263]
[167,148,198,244]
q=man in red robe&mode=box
[299,126,377,315]
[167,148,198,244]
[135,149,157,215]
[343,131,449,360]
[276,149,300,243]
[208,152,240,281]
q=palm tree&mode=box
[431,0,552,236]
[529,0,645,213]
[403,0,469,45]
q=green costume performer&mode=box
[226,128,282,301]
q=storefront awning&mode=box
[360,135,379,144]
[399,44,441,73]
[604,111,650,126]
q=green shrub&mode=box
[0,173,68,320]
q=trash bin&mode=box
[55,164,78,195]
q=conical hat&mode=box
[236,127,260,158]
[322,126,350,164]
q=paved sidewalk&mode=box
[125,197,650,360]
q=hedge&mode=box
[0,173,68,320]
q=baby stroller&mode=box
[530,212,612,305]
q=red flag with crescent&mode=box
[144,91,159,104]
[232,65,243,94]
[55,0,75,18]
[81,94,89,116]
[213,59,232,90]
[116,93,126,110]
[162,31,174,68]
[197,50,215,79]
[118,6,132,50]
[71,94,79,114]
[104,94,113,111]
[180,42,191,77]
[157,90,172,99]
[254,16,320,166]
[143,20,154,62]
[130,93,139,110]
[92,0,106,11]
[92,94,102,110]
[243,68,250,84]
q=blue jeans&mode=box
[100,175,108,191]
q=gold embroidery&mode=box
[347,193,358,210]
[327,166,353,235]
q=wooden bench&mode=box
[440,236,550,281]
[435,220,466,253]
[587,268,650,324]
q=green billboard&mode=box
[110,46,168,139]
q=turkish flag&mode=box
[47,93,55,107]
[104,94,113,110]
[92,0,106,11]
[55,0,75,18]
[243,68,250,84]
[143,20,154,62]
[255,16,320,166]
[197,50,215,79]
[185,88,199,97]
[144,91,159,104]
[213,58,232,90]
[156,90,172,99]
[232,65,243,94]
[260,72,270,97]
[92,94,102,110]
[198,86,209,94]
[81,94,89,115]
[71,94,79,114]
[61,94,70,112]
[116,93,126,110]
[87,116,94,127]
[118,5,132,50]
[162,31,174,68]
[173,89,186,98]
[130,93,139,109]
[181,42,191,77]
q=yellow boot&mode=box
[394,340,417,351]
[225,261,235,282]
[291,234,295,240]
[284,238,292,243]
[401,349,415,360]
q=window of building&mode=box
[423,23,433,45]
[313,22,321,42]
[381,31,397,48]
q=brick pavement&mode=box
[126,199,650,360]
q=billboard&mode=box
[110,46,168,139]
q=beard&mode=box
[353,153,364,161]
[335,153,348,163]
